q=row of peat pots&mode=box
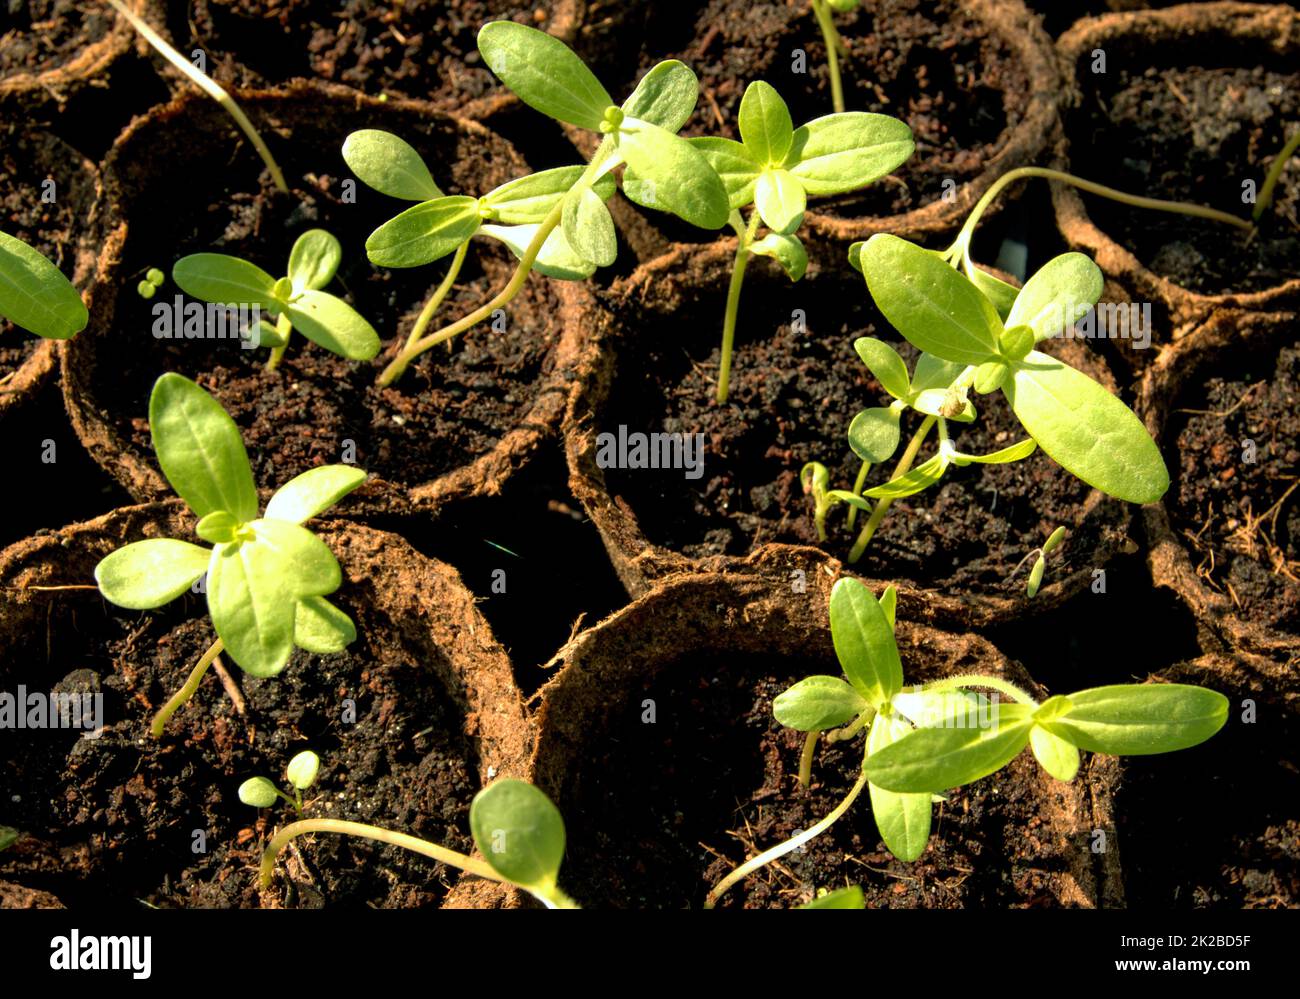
[0,0,1296,907]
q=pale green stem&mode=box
[798,730,820,787]
[259,818,580,908]
[848,415,936,563]
[948,166,1251,267]
[706,743,870,908]
[716,209,764,404]
[918,673,1039,707]
[845,460,870,530]
[825,708,873,744]
[105,0,287,193]
[810,0,847,113]
[265,313,293,371]
[151,637,223,738]
[399,239,469,357]
[1254,129,1300,222]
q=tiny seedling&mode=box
[239,750,321,815]
[798,884,864,909]
[171,229,379,370]
[0,231,88,341]
[363,22,733,386]
[1022,525,1066,598]
[706,577,1229,906]
[1254,128,1300,223]
[137,267,165,300]
[665,80,912,402]
[810,0,857,113]
[259,778,578,909]
[95,373,366,737]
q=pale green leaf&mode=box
[283,290,380,361]
[616,117,730,229]
[848,406,901,464]
[1029,726,1080,781]
[294,595,356,655]
[477,21,613,131]
[754,169,806,235]
[238,777,280,808]
[286,750,320,790]
[195,510,241,544]
[863,452,949,499]
[172,253,283,310]
[621,60,698,133]
[948,438,1037,466]
[1037,684,1229,756]
[0,230,88,339]
[288,229,341,294]
[749,232,807,281]
[562,185,617,267]
[868,713,932,861]
[799,886,865,909]
[95,539,210,609]
[470,779,566,892]
[686,137,761,211]
[863,703,1036,793]
[966,263,1020,320]
[266,465,367,524]
[786,113,914,195]
[773,675,868,731]
[1006,252,1103,343]
[365,196,482,268]
[738,80,793,166]
[342,129,442,201]
[481,223,597,281]
[855,337,911,399]
[830,577,902,709]
[483,166,614,224]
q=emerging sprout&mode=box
[137,267,166,300]
[94,374,366,737]
[259,779,578,909]
[172,229,379,370]
[1023,526,1066,598]
[706,577,1229,907]
[1254,128,1300,223]
[0,231,88,340]
[239,750,322,814]
[810,0,858,113]
[672,80,913,402]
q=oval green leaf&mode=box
[855,337,911,399]
[294,595,356,655]
[868,713,933,861]
[621,59,699,133]
[1037,684,1229,756]
[470,779,567,893]
[754,169,806,235]
[341,129,442,201]
[1006,252,1103,343]
[773,675,868,732]
[786,113,914,195]
[829,577,902,708]
[863,703,1036,793]
[615,117,730,229]
[365,196,482,268]
[288,229,342,294]
[0,231,88,340]
[95,538,211,610]
[172,253,282,310]
[283,290,380,361]
[266,465,367,524]
[477,21,612,131]
[738,80,794,166]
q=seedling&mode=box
[810,0,857,113]
[706,577,1229,906]
[669,80,912,402]
[342,129,615,371]
[812,243,1167,562]
[136,267,165,300]
[1022,526,1066,598]
[1254,128,1300,222]
[94,373,366,737]
[171,229,379,370]
[0,231,88,341]
[239,750,321,814]
[259,778,578,909]
[799,884,864,909]
[366,22,733,386]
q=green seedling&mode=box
[239,750,321,814]
[172,229,379,370]
[1254,128,1300,222]
[706,577,1228,906]
[810,0,857,113]
[343,129,616,371]
[136,267,166,300]
[798,884,864,909]
[670,80,912,402]
[1022,525,1066,598]
[818,241,1168,562]
[259,778,578,909]
[94,373,366,737]
[367,21,733,386]
[0,231,88,341]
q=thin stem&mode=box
[798,730,820,787]
[845,460,870,530]
[918,673,1039,707]
[848,415,936,563]
[151,637,223,738]
[825,708,873,744]
[810,0,847,113]
[404,239,469,356]
[105,0,287,193]
[1254,129,1300,222]
[706,745,870,908]
[265,313,293,371]
[716,209,763,404]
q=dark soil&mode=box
[92,97,566,491]
[1113,659,1299,908]
[0,129,81,377]
[0,0,111,78]
[601,259,1131,596]
[555,643,1076,909]
[1167,340,1299,635]
[0,588,479,908]
[1069,60,1300,294]
[601,0,1026,231]
[168,0,557,103]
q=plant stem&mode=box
[1254,129,1300,222]
[706,746,870,908]
[810,0,847,113]
[258,818,579,908]
[151,637,224,738]
[716,209,763,404]
[847,415,936,563]
[105,0,287,193]
[845,460,870,530]
[265,313,293,371]
[402,239,469,357]
[825,708,873,744]
[948,166,1252,265]
[798,730,821,787]
[919,673,1038,707]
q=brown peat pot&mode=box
[566,240,1141,630]
[1055,3,1300,370]
[0,501,531,907]
[63,83,600,518]
[527,572,1123,908]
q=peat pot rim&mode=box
[1055,2,1300,333]
[62,81,600,519]
[526,569,1121,909]
[566,238,1137,632]
[0,498,533,908]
